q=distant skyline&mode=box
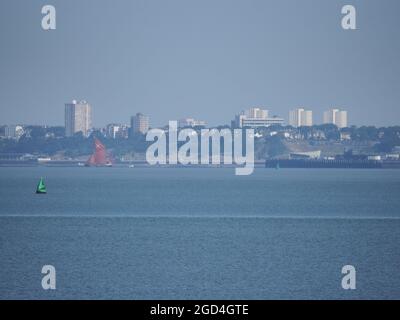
[1,0,400,127]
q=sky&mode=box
[0,0,399,128]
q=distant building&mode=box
[340,131,352,141]
[178,118,206,128]
[65,100,92,137]
[289,108,313,127]
[367,155,382,161]
[233,107,284,128]
[386,154,400,160]
[237,116,285,128]
[393,146,400,153]
[245,107,268,119]
[130,113,149,134]
[106,124,129,139]
[4,125,24,139]
[323,109,348,128]
[311,130,326,140]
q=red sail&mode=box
[86,138,113,166]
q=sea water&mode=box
[0,167,399,299]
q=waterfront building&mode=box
[130,113,150,134]
[289,108,313,127]
[65,100,92,137]
[233,108,284,128]
[323,109,348,128]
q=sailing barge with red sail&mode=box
[85,138,113,167]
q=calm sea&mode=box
[0,167,399,299]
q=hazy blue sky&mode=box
[0,0,399,127]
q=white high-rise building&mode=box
[323,109,348,128]
[65,100,92,137]
[289,108,313,127]
[335,111,348,128]
[245,107,269,119]
[302,110,313,126]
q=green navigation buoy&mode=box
[36,177,47,194]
